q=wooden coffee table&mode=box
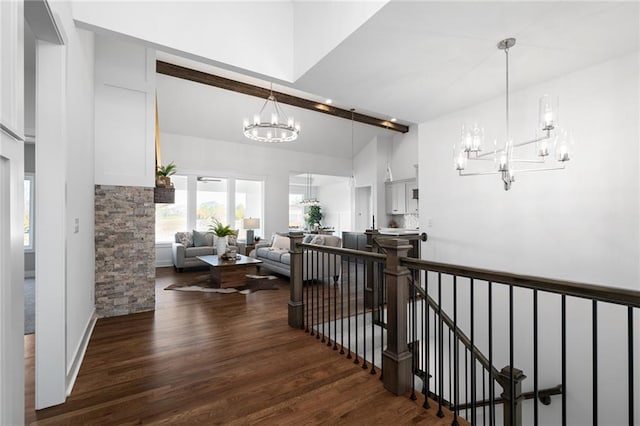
[197,255,263,288]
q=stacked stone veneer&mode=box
[95,185,155,317]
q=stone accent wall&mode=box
[95,185,155,317]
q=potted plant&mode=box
[209,218,237,255]
[307,205,323,230]
[156,161,177,187]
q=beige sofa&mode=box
[251,233,341,282]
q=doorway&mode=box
[354,186,372,232]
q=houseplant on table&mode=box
[209,218,237,256]
[306,205,323,230]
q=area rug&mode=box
[164,273,281,295]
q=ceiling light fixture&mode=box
[243,83,300,143]
[453,38,573,191]
[326,99,333,104]
[300,173,320,206]
[390,117,397,122]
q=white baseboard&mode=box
[24,270,35,278]
[155,261,173,267]
[66,309,97,396]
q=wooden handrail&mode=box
[401,257,640,308]
[299,242,387,263]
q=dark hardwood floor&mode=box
[25,267,463,425]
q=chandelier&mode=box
[454,38,573,191]
[300,173,319,206]
[243,84,300,143]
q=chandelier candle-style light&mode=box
[300,173,319,206]
[454,38,573,191]
[243,84,300,143]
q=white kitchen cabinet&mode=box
[385,181,406,215]
[405,182,418,214]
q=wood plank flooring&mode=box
[24,267,464,425]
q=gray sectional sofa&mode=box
[251,233,341,282]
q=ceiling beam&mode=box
[156,61,409,134]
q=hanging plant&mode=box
[156,161,177,187]
[307,205,323,229]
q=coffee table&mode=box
[197,255,263,288]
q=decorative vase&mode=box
[216,236,227,256]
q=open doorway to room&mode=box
[354,186,372,232]
[289,173,352,238]
[23,15,37,338]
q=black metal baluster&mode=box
[562,294,566,426]
[410,269,416,400]
[347,255,352,358]
[321,250,325,343]
[326,255,331,347]
[305,248,310,333]
[449,328,452,407]
[471,278,476,425]
[534,289,539,426]
[310,250,315,337]
[362,259,368,369]
[592,300,598,426]
[437,273,444,418]
[380,262,384,380]
[453,275,459,425]
[312,250,320,340]
[423,271,430,408]
[483,367,486,426]
[465,347,469,420]
[509,285,514,426]
[333,254,338,351]
[370,260,376,374]
[489,281,494,426]
[340,254,345,355]
[354,256,359,364]
[629,307,634,426]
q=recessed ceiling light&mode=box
[390,118,397,122]
[325,99,332,104]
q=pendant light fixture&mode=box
[350,108,356,188]
[243,83,300,143]
[453,38,573,190]
[300,173,319,206]
[385,125,394,183]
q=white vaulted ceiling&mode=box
[76,1,640,158]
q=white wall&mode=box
[389,126,418,182]
[317,181,351,236]
[36,1,96,409]
[160,132,351,238]
[292,1,387,80]
[94,35,155,187]
[419,52,640,425]
[73,1,294,82]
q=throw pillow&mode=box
[310,235,325,245]
[176,232,193,247]
[272,234,290,250]
[303,234,314,244]
[192,230,211,247]
[228,230,239,246]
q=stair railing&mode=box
[288,232,640,426]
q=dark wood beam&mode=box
[156,60,410,134]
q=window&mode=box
[196,178,227,230]
[24,175,34,250]
[155,175,187,242]
[235,179,263,240]
[154,175,264,243]
[289,193,304,229]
